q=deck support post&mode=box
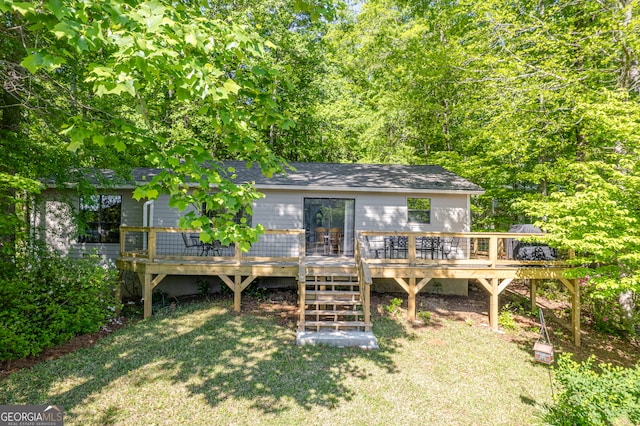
[234,275,242,312]
[408,277,416,321]
[489,278,499,331]
[298,279,306,331]
[364,281,371,330]
[142,273,152,319]
[530,279,537,314]
[572,279,581,347]
[560,277,581,347]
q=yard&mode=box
[1,284,637,425]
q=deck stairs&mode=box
[296,273,378,349]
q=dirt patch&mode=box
[1,285,638,379]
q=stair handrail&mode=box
[355,232,373,329]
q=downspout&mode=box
[142,200,154,250]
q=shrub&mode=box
[498,309,518,331]
[542,354,640,425]
[385,297,403,316]
[0,247,121,361]
[417,309,431,324]
[580,275,639,337]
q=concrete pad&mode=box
[296,331,379,349]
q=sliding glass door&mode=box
[304,198,355,256]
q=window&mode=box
[407,198,431,224]
[79,195,122,243]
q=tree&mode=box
[0,0,336,250]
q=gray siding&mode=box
[252,189,470,233]
[35,189,142,260]
[39,187,472,260]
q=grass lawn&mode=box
[0,297,555,425]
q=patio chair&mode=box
[417,236,441,259]
[313,227,328,254]
[441,237,460,259]
[329,227,343,255]
[365,236,386,259]
[389,236,408,259]
[202,240,223,256]
[182,233,203,255]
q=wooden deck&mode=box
[116,227,581,346]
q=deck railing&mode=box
[358,231,566,267]
[120,227,565,268]
[120,226,305,263]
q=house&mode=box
[34,161,582,348]
[34,161,483,294]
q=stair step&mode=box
[305,300,362,306]
[306,276,357,280]
[303,321,367,327]
[306,290,360,296]
[305,309,363,315]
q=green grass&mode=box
[0,301,554,425]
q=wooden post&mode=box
[120,227,125,257]
[572,278,581,347]
[530,279,537,313]
[364,279,371,330]
[233,275,241,312]
[142,273,152,319]
[489,236,498,268]
[148,228,156,262]
[298,279,306,330]
[408,277,416,321]
[489,278,499,331]
[408,235,416,264]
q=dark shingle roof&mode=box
[128,161,483,193]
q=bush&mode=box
[579,275,639,337]
[0,247,121,361]
[385,297,403,316]
[542,354,640,425]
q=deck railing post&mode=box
[234,240,241,265]
[148,227,156,262]
[489,235,498,268]
[298,230,306,330]
[408,234,416,263]
[120,227,125,257]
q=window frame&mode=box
[407,197,431,224]
[78,194,123,243]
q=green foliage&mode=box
[245,285,267,301]
[2,0,337,251]
[196,278,210,297]
[0,246,120,361]
[543,354,640,426]
[385,297,403,315]
[417,309,431,324]
[580,277,639,337]
[498,309,518,331]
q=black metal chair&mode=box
[389,236,408,259]
[202,240,223,256]
[182,233,203,255]
[418,236,441,259]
